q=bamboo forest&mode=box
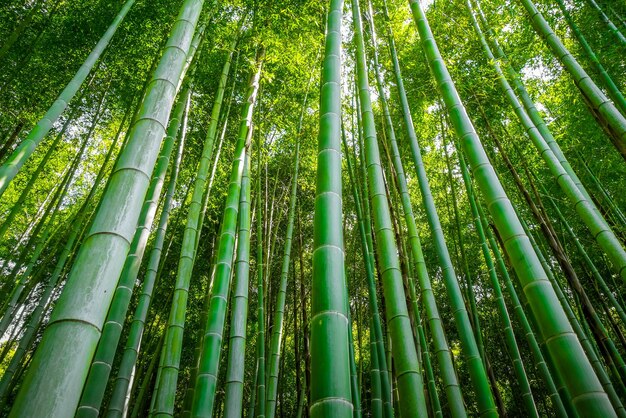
[2,0,626,416]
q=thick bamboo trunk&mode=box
[309,1,353,416]
[8,1,206,414]
[408,0,617,415]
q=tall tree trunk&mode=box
[105,111,186,418]
[190,48,264,418]
[586,0,626,45]
[150,28,237,416]
[468,0,626,283]
[554,0,626,115]
[8,1,206,415]
[351,1,428,416]
[222,143,253,418]
[342,129,388,418]
[265,67,313,418]
[379,1,468,416]
[0,99,131,408]
[516,0,626,161]
[408,0,618,415]
[76,81,192,418]
[309,1,352,416]
[297,204,310,418]
[255,116,266,418]
[458,142,539,417]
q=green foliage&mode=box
[0,0,625,416]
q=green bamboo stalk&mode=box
[296,383,306,418]
[407,268,443,418]
[539,180,626,327]
[149,285,180,415]
[179,43,241,416]
[554,0,626,114]
[368,320,383,418]
[180,234,221,417]
[180,22,208,92]
[0,101,131,408]
[576,294,606,365]
[0,0,136,197]
[184,70,247,418]
[473,111,574,415]
[576,152,626,229]
[516,0,626,160]
[294,255,304,414]
[472,0,595,214]
[348,307,362,418]
[364,3,439,415]
[527,168,626,338]
[386,5,495,417]
[262,169,284,334]
[607,4,626,28]
[0,131,88,336]
[0,306,29,379]
[442,125,509,416]
[195,50,241,256]
[187,23,235,262]
[0,0,154,292]
[222,148,252,418]
[106,113,188,418]
[248,357,259,418]
[408,0,617,415]
[475,200,569,417]
[150,31,238,417]
[0,29,150,273]
[0,77,97,243]
[472,0,605,247]
[458,145,539,417]
[468,0,626,284]
[342,126,392,418]
[190,48,264,418]
[0,234,58,344]
[1,193,62,284]
[479,111,618,415]
[398,206,444,418]
[0,83,107,335]
[521,216,626,416]
[356,101,374,291]
[441,130,486,359]
[510,142,626,385]
[8,1,206,415]
[310,1,353,416]
[265,75,312,418]
[180,250,218,417]
[351,0,429,416]
[380,2,467,415]
[76,83,192,418]
[132,333,165,418]
[0,73,111,328]
[352,79,394,417]
[0,81,120,272]
[255,124,266,418]
[382,158,426,415]
[586,0,626,45]
[101,31,200,417]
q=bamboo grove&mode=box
[0,0,625,416]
